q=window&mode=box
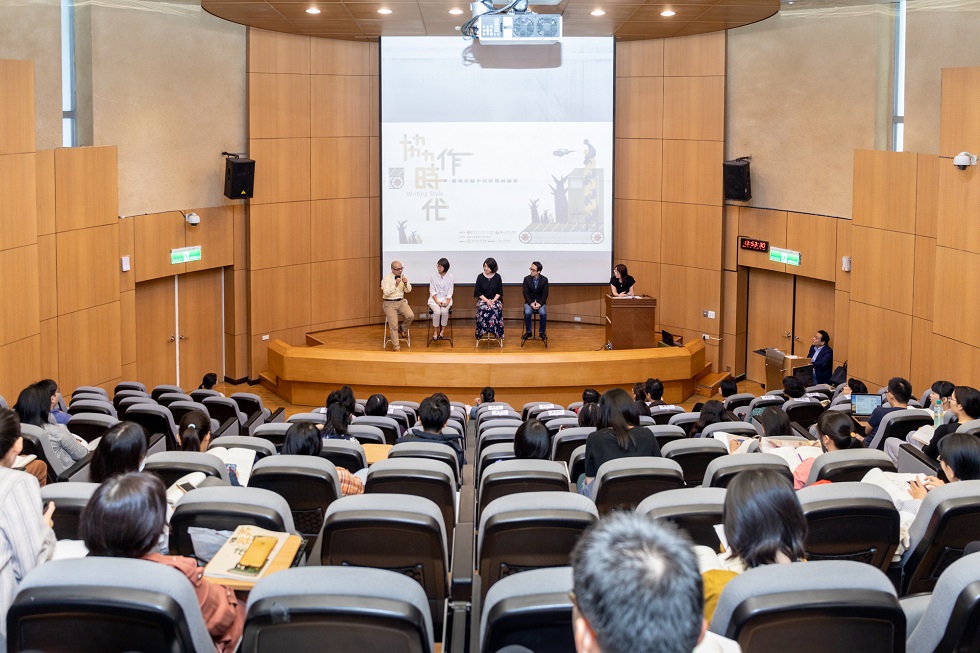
[61,0,77,147]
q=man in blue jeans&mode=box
[522,261,549,341]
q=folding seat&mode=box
[535,409,577,425]
[253,422,291,449]
[69,392,111,405]
[806,384,835,399]
[478,493,597,601]
[286,412,326,425]
[796,482,899,572]
[637,486,726,548]
[566,401,584,412]
[901,480,980,595]
[477,410,520,432]
[40,482,98,539]
[67,413,119,444]
[521,401,558,420]
[348,423,385,445]
[648,404,685,425]
[319,494,449,637]
[478,417,523,439]
[648,424,687,449]
[661,438,728,485]
[591,457,684,514]
[150,384,184,401]
[169,400,226,436]
[319,438,368,472]
[189,388,222,403]
[897,443,941,475]
[389,441,461,488]
[113,380,146,394]
[478,460,570,520]
[804,448,895,485]
[203,396,257,435]
[477,442,516,485]
[479,567,574,653]
[668,411,700,437]
[243,567,435,653]
[112,388,150,410]
[746,394,785,417]
[568,444,587,483]
[156,392,193,408]
[232,391,280,424]
[904,552,980,653]
[387,408,412,433]
[71,385,109,399]
[66,399,117,418]
[724,392,755,411]
[866,408,933,450]
[7,558,216,653]
[701,421,761,439]
[142,451,229,487]
[170,485,296,560]
[544,417,579,436]
[708,560,904,652]
[249,455,341,539]
[124,404,178,449]
[784,397,826,429]
[353,415,401,444]
[701,453,792,489]
[441,423,462,438]
[830,392,851,407]
[206,434,276,459]
[22,423,92,483]
[476,402,515,420]
[550,426,593,467]
[366,457,457,546]
[478,426,518,460]
[116,396,149,418]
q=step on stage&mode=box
[263,320,707,407]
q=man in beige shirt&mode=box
[381,260,413,351]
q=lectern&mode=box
[605,295,657,350]
[761,347,811,392]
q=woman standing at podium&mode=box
[474,257,504,342]
[609,263,635,297]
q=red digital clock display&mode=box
[739,237,770,252]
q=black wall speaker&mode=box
[224,158,255,199]
[724,159,751,201]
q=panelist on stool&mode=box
[522,260,549,347]
[381,260,413,351]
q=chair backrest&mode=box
[66,399,117,418]
[125,403,177,440]
[784,398,827,429]
[661,438,728,485]
[389,441,460,487]
[116,396,150,418]
[701,453,792,489]
[231,392,269,420]
[243,567,434,653]
[113,389,150,409]
[169,401,220,435]
[348,423,385,445]
[23,424,78,479]
[550,427,594,466]
[477,426,518,459]
[747,395,785,413]
[366,457,457,547]
[567,401,584,412]
[477,442,516,484]
[190,388,222,403]
[668,411,700,436]
[114,381,147,394]
[203,396,247,426]
[724,393,755,411]
[150,384,184,401]
[478,459,570,520]
[353,415,401,445]
[286,412,326,425]
[806,384,834,398]
[157,392,194,408]
[569,444,587,483]
[648,405,685,425]
[478,492,597,601]
[143,451,229,487]
[906,552,980,653]
[249,455,341,538]
[702,421,761,439]
[72,385,109,399]
[253,422,291,448]
[66,413,119,443]
[70,392,110,405]
[637,486,727,549]
[8,557,216,653]
[806,449,896,485]
[536,409,577,424]
[521,401,561,420]
[320,438,368,473]
[207,435,276,458]
[868,408,933,450]
[903,480,980,594]
[545,417,581,436]
[797,482,900,572]
[480,566,575,653]
[956,418,980,435]
[478,417,523,438]
[39,482,98,540]
[647,424,687,449]
[591,457,685,514]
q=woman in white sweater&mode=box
[14,384,88,471]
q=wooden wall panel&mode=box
[847,302,912,389]
[933,246,980,347]
[745,269,793,382]
[616,39,664,77]
[35,149,55,237]
[56,225,120,315]
[225,268,248,336]
[916,154,940,238]
[785,212,837,282]
[120,289,136,365]
[662,76,725,141]
[233,204,247,270]
[135,212,186,282]
[0,60,35,155]
[225,332,249,381]
[662,140,723,206]
[310,137,371,199]
[614,139,662,201]
[248,202,311,270]
[722,269,747,335]
[723,206,739,272]
[912,236,936,321]
[930,333,980,389]
[118,216,135,293]
[0,245,40,345]
[369,136,380,197]
[939,67,980,158]
[793,277,836,355]
[311,75,373,138]
[833,290,850,366]
[251,325,308,379]
[57,301,122,391]
[660,203,721,270]
[247,29,311,75]
[910,317,934,394]
[852,150,917,233]
[249,264,311,334]
[248,138,312,205]
[0,153,38,251]
[184,205,234,273]
[248,73,311,139]
[659,264,721,336]
[39,318,59,382]
[310,38,376,76]
[663,32,725,77]
[737,207,787,272]
[615,77,663,139]
[310,258,373,325]
[850,226,914,315]
[618,259,661,311]
[613,199,661,264]
[38,235,57,321]
[177,269,225,389]
[0,335,40,404]
[546,286,605,323]
[310,198,372,262]
[836,218,852,292]
[936,159,980,254]
[54,147,118,233]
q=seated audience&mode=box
[14,384,88,470]
[399,395,465,469]
[89,422,148,484]
[514,419,550,460]
[80,473,244,653]
[321,403,356,442]
[176,410,213,452]
[840,378,869,398]
[695,468,807,621]
[281,422,363,496]
[578,402,600,429]
[781,375,806,399]
[757,406,793,438]
[326,386,357,416]
[926,380,955,412]
[0,406,56,649]
[907,433,980,509]
[719,378,738,399]
[793,411,863,489]
[692,400,726,438]
[632,383,652,418]
[923,385,980,459]
[579,388,661,497]
[861,377,912,444]
[199,373,219,390]
[645,378,666,407]
[36,379,68,425]
[363,393,389,417]
[471,386,495,420]
[581,388,600,408]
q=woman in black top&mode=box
[474,257,504,341]
[924,386,980,459]
[609,263,635,297]
[580,387,661,497]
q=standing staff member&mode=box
[381,260,413,351]
[609,263,635,297]
[522,261,549,341]
[807,330,833,385]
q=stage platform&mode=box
[262,320,709,407]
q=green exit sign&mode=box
[171,246,202,265]
[769,247,801,266]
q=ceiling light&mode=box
[591,8,605,15]
[305,6,320,13]
[660,9,675,15]
[377,7,392,13]
[449,7,464,14]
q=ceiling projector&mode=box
[466,0,562,44]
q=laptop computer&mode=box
[661,330,677,347]
[851,393,884,417]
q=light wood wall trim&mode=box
[785,212,837,283]
[310,198,372,262]
[35,150,55,236]
[659,263,722,336]
[663,32,726,77]
[847,301,912,390]
[660,203,722,270]
[38,235,57,320]
[248,73,312,139]
[912,236,936,322]
[662,76,725,141]
[224,268,249,336]
[0,153,38,251]
[616,39,664,77]
[311,75,374,138]
[0,60,35,156]
[310,258,373,324]
[0,335,40,404]
[835,219,852,292]
[850,225,914,315]
[833,289,850,366]
[311,38,377,76]
[936,157,980,254]
[247,29,311,75]
[736,206,787,272]
[910,317,933,393]
[39,318,59,382]
[933,246,980,348]
[54,146,119,233]
[614,138,663,201]
[0,245,40,345]
[134,212,186,283]
[662,139,724,206]
[56,224,121,316]
[233,204,248,270]
[615,77,664,140]
[310,137,372,199]
[118,216,135,293]
[249,263,312,334]
[248,138,312,205]
[184,205,235,273]
[939,67,980,158]
[930,333,980,389]
[57,301,122,391]
[248,201,311,270]
[852,149,917,233]
[915,154,939,238]
[120,289,136,365]
[614,199,661,264]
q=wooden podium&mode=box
[761,347,811,392]
[605,295,657,350]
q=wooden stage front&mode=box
[263,321,708,407]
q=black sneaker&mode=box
[540,333,548,340]
[523,332,532,340]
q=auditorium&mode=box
[1,0,980,650]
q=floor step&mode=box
[695,371,731,397]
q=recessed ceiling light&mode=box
[377,7,392,13]
[590,8,605,15]
[305,6,320,13]
[660,9,675,16]
[449,7,464,14]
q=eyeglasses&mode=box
[392,267,403,272]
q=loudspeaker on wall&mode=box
[224,158,255,199]
[723,159,751,201]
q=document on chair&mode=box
[203,525,290,582]
[207,446,256,486]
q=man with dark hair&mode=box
[398,395,464,468]
[571,513,739,653]
[862,377,912,444]
[781,375,806,399]
[645,378,665,407]
[807,330,833,385]
[522,261,549,341]
[719,378,738,398]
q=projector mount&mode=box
[461,0,562,42]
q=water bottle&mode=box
[934,398,943,428]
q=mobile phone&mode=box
[176,482,196,494]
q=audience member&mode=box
[692,400,726,438]
[908,432,980,502]
[695,468,807,621]
[89,421,148,484]
[326,386,357,415]
[579,388,661,497]
[80,473,244,652]
[632,383,652,418]
[14,384,88,470]
[577,403,600,429]
[926,380,955,412]
[199,373,219,391]
[781,375,806,399]
[399,395,464,469]
[321,403,356,442]
[280,422,363,496]
[645,378,666,407]
[923,386,980,459]
[471,386,495,419]
[719,378,738,399]
[861,377,912,444]
[363,393,389,417]
[176,409,212,452]
[757,406,793,438]
[35,379,68,425]
[581,388,599,406]
[0,407,56,650]
[793,411,862,488]
[840,378,869,398]
[514,419,550,460]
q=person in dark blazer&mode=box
[522,261,549,340]
[807,330,834,385]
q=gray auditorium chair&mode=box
[232,391,277,424]
[569,444,587,483]
[243,566,435,653]
[709,560,904,653]
[112,389,150,409]
[806,383,834,398]
[536,409,577,425]
[897,443,941,475]
[142,451,229,487]
[669,411,700,436]
[319,438,368,472]
[366,457,457,546]
[169,400,226,436]
[353,415,401,444]
[784,397,827,429]
[550,426,593,467]
[724,393,756,411]
[114,381,147,394]
[389,441,461,487]
[478,426,518,459]
[253,422,291,449]
[701,420,761,439]
[566,401,584,412]
[746,394,785,414]
[701,453,792,488]
[477,442,516,484]
[956,418,980,435]
[286,412,326,425]
[156,392,194,407]
[348,423,386,445]
[71,385,109,399]
[797,482,900,572]
[190,388,222,403]
[249,455,342,538]
[591,457,684,514]
[22,423,92,483]
[207,434,276,458]
[478,417,523,439]
[124,403,178,448]
[7,558,215,653]
[661,438,728,485]
[203,396,253,433]
[522,400,561,420]
[648,424,687,449]
[904,552,980,653]
[40,481,98,540]
[544,417,580,435]
[637,486,727,549]
[67,413,119,443]
[867,408,933,450]
[805,448,896,485]
[66,399,117,418]
[479,566,575,653]
[150,384,184,401]
[478,459,570,520]
[648,404,685,425]
[69,392,111,405]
